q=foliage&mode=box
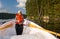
[26,0,60,33]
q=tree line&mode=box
[0,13,27,19]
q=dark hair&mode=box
[20,11,23,15]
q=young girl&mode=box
[15,10,24,35]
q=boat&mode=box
[0,19,57,39]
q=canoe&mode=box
[0,19,57,39]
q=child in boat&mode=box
[15,10,24,35]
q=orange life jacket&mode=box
[16,13,24,24]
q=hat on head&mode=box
[18,10,21,13]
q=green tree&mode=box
[26,0,60,33]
